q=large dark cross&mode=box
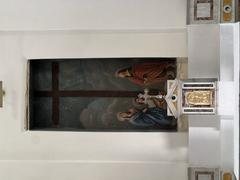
[34,62,141,127]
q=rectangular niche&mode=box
[188,167,220,180]
[188,0,220,24]
[27,58,179,132]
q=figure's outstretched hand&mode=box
[143,77,148,85]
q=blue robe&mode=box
[130,107,176,127]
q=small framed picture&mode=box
[188,0,220,24]
[188,167,220,180]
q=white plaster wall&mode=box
[0,0,188,179]
[188,23,239,177]
[0,32,188,180]
[233,22,239,179]
[0,0,186,31]
[0,161,188,180]
[188,116,221,167]
[187,24,221,167]
[187,24,220,79]
[22,31,187,59]
[219,24,237,171]
[220,24,235,81]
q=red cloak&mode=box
[128,62,175,86]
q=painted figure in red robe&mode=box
[115,62,176,86]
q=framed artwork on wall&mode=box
[27,58,179,132]
[188,167,220,180]
[188,0,220,24]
